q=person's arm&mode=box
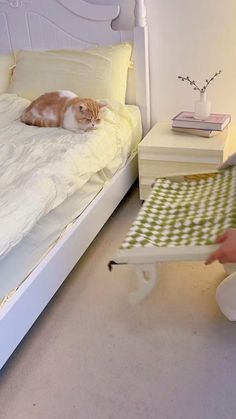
[205,229,236,265]
[205,154,236,265]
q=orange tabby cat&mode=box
[21,90,104,132]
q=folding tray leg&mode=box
[129,263,159,304]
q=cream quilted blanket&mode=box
[0,94,140,257]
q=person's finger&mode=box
[205,252,218,265]
[205,245,226,264]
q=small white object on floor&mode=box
[216,271,236,320]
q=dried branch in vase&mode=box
[178,70,222,93]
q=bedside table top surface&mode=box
[139,123,229,154]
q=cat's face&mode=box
[73,99,105,131]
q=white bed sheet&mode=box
[0,105,141,305]
[0,94,140,258]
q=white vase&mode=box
[194,91,211,120]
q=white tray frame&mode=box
[0,0,150,368]
[112,170,229,304]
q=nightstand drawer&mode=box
[139,159,219,178]
[138,123,235,200]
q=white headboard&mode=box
[0,0,150,134]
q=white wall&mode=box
[88,0,236,126]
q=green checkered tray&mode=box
[111,167,236,266]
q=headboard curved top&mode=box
[0,0,150,133]
[56,0,120,22]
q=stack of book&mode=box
[172,111,231,137]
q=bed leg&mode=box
[129,263,159,304]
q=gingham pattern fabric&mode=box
[120,167,236,249]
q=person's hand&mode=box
[205,229,236,265]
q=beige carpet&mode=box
[1,183,236,419]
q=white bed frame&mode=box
[0,0,150,368]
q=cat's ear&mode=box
[77,102,87,112]
[97,101,106,109]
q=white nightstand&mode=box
[138,123,235,200]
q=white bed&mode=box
[0,0,150,369]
